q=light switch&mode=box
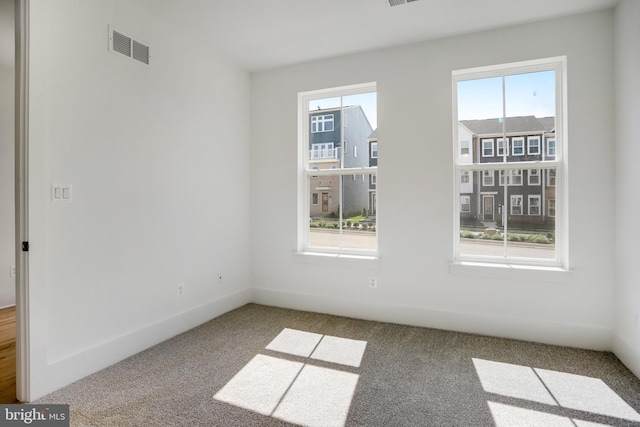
[52,183,72,203]
[62,187,71,200]
[54,187,63,199]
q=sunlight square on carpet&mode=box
[310,335,367,367]
[213,354,303,415]
[488,402,612,427]
[473,358,557,405]
[273,364,359,427]
[265,328,323,357]
[535,368,640,422]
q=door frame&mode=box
[482,195,494,221]
[15,0,30,402]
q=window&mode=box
[461,195,471,212]
[482,139,494,157]
[547,138,556,158]
[547,168,556,186]
[310,143,336,160]
[497,138,508,156]
[371,142,378,159]
[454,57,566,266]
[460,140,470,156]
[500,169,522,186]
[527,136,541,155]
[299,83,377,254]
[510,195,523,215]
[512,137,524,156]
[528,195,541,215]
[311,114,334,133]
[482,170,494,186]
[461,170,470,184]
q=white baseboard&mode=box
[612,333,640,379]
[35,288,252,401]
[252,286,612,351]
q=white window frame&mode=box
[461,170,470,184]
[528,195,541,216]
[482,170,494,186]
[460,140,470,156]
[499,169,523,186]
[527,136,541,155]
[512,137,525,156]
[312,193,319,205]
[452,56,568,269]
[482,139,494,157]
[547,138,556,158]
[298,82,378,256]
[371,142,378,159]
[528,169,541,186]
[548,199,556,217]
[371,174,377,186]
[461,195,471,213]
[510,195,523,215]
[497,138,508,156]
[311,114,334,133]
[547,168,556,187]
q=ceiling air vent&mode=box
[389,0,419,6]
[109,25,150,65]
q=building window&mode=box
[512,137,524,156]
[482,139,494,157]
[311,114,334,133]
[528,195,541,215]
[461,195,471,213]
[527,136,541,155]
[547,138,556,158]
[310,142,336,160]
[497,138,508,156]
[371,142,378,159]
[528,169,541,185]
[511,195,523,215]
[482,170,494,186]
[460,140,470,156]
[547,168,556,186]
[299,83,377,254]
[499,169,523,186]
[461,170,470,184]
[454,56,566,266]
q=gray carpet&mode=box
[36,304,640,426]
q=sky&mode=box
[457,70,555,121]
[306,69,554,129]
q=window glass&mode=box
[455,60,563,264]
[301,85,377,254]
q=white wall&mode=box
[26,0,252,400]
[0,63,14,309]
[250,10,616,351]
[0,0,15,309]
[613,0,640,378]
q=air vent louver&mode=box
[109,26,150,65]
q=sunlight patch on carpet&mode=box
[214,328,367,427]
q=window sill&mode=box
[294,251,380,269]
[449,260,572,283]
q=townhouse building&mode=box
[309,105,373,217]
[458,116,556,229]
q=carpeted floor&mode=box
[35,304,640,426]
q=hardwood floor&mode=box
[0,306,16,403]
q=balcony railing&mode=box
[309,148,339,160]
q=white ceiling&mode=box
[157,0,618,71]
[0,0,618,70]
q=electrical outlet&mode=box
[369,277,377,289]
[177,283,184,296]
[9,266,16,277]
